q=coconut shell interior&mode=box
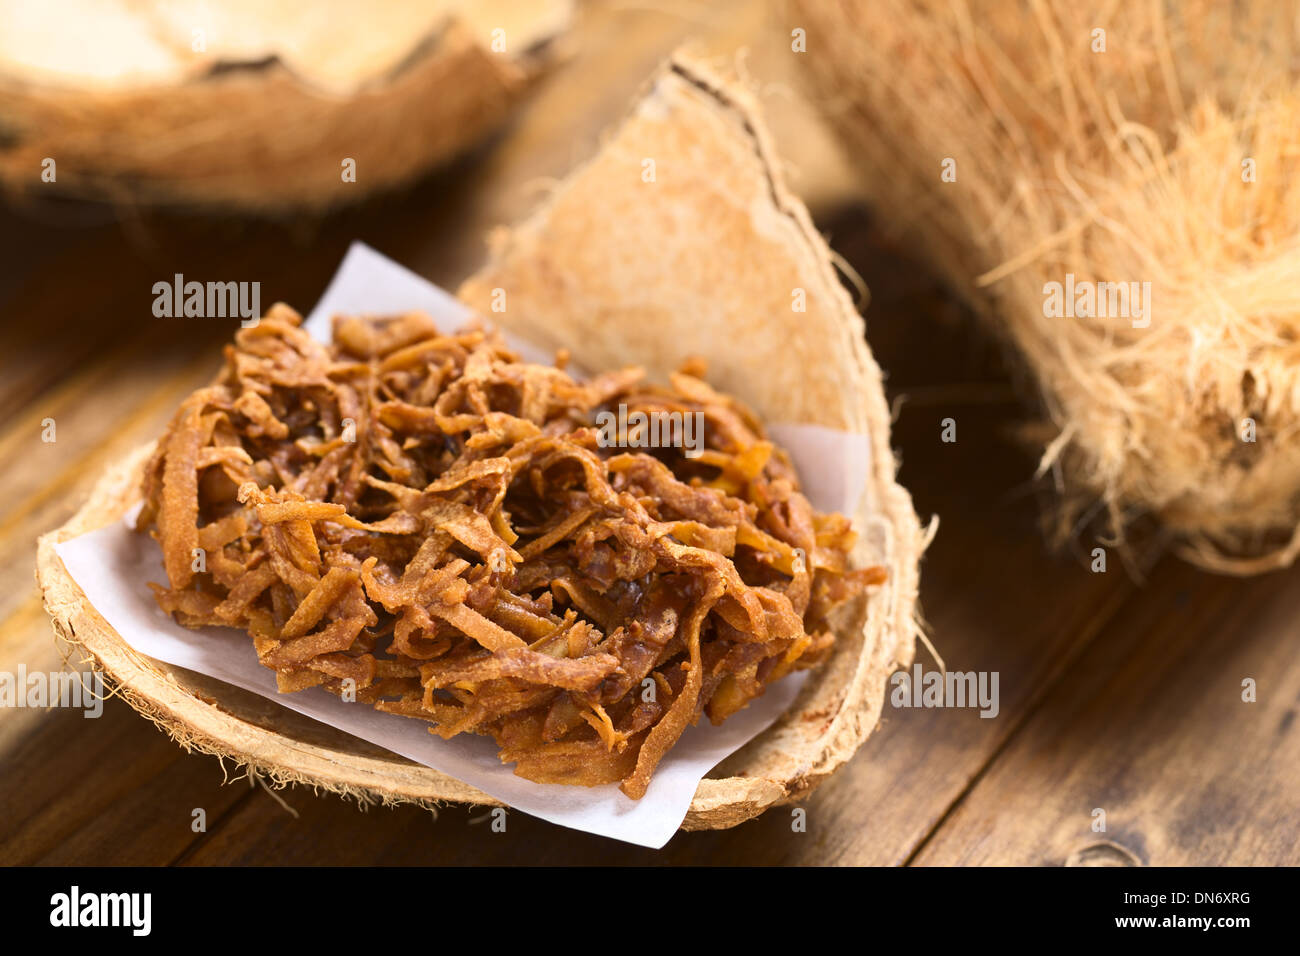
[36,53,924,831]
[0,0,572,209]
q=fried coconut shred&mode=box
[137,305,885,798]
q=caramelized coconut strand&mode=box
[139,307,883,795]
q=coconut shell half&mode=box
[36,53,925,831]
[0,0,572,210]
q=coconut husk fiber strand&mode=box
[792,0,1300,572]
[0,0,572,209]
[37,52,926,830]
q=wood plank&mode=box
[0,655,252,866]
[912,554,1300,866]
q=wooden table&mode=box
[3,1,1297,866]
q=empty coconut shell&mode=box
[0,0,572,210]
[36,52,925,829]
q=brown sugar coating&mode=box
[139,306,883,797]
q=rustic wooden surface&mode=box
[3,1,1298,866]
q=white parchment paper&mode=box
[55,242,872,848]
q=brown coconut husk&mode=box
[36,53,926,830]
[0,0,572,210]
[792,0,1300,573]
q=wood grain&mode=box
[912,556,1300,866]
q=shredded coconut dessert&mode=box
[139,306,883,797]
